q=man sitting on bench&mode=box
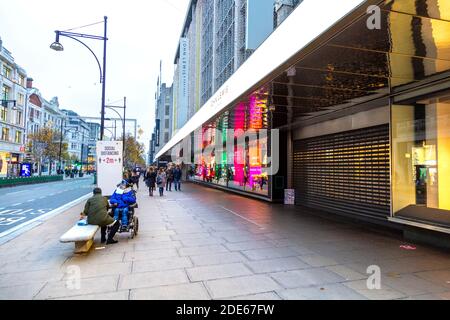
[110,180,136,231]
[81,187,120,245]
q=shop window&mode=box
[392,98,450,225]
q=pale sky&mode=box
[0,0,190,153]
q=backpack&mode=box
[156,176,162,185]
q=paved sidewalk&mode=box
[1,182,450,300]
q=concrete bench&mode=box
[60,224,100,254]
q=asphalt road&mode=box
[0,177,94,235]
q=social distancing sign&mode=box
[97,141,123,196]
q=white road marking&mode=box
[4,190,27,196]
[11,203,22,207]
[0,193,92,241]
[220,206,266,229]
[27,199,35,202]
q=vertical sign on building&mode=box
[178,37,190,129]
[151,134,156,153]
[97,141,123,196]
[155,119,161,147]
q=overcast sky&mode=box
[0,0,190,153]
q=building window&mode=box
[164,132,169,143]
[15,131,22,143]
[0,105,7,122]
[72,132,78,139]
[19,75,25,87]
[17,93,25,106]
[16,110,22,125]
[165,119,170,128]
[1,127,10,141]
[165,105,170,116]
[71,143,78,150]
[2,85,10,100]
[2,66,11,79]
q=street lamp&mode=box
[105,97,127,154]
[50,16,108,141]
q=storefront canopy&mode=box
[156,0,450,158]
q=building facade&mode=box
[157,0,450,245]
[61,110,90,167]
[169,0,275,137]
[25,82,67,175]
[0,38,27,177]
[153,83,174,158]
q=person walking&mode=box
[156,168,167,197]
[166,165,174,192]
[131,169,140,190]
[173,165,182,191]
[145,167,157,197]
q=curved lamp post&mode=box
[50,16,108,141]
[105,97,126,154]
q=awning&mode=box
[155,0,368,158]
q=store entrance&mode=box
[392,94,450,228]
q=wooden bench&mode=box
[60,224,100,254]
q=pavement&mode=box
[0,176,94,236]
[0,181,450,300]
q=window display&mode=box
[392,99,450,225]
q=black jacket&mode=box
[173,168,182,180]
[145,171,157,187]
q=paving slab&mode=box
[242,247,300,261]
[277,283,367,300]
[119,270,189,290]
[130,283,210,300]
[245,257,309,274]
[132,257,193,273]
[343,280,407,300]
[270,268,345,289]
[0,282,46,300]
[34,275,120,300]
[205,275,282,299]
[189,252,249,267]
[187,263,253,281]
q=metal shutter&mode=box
[293,124,390,219]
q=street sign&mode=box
[20,163,32,177]
[97,141,123,196]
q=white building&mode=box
[61,109,90,166]
[0,37,27,177]
[25,84,67,175]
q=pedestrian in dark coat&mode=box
[166,166,174,191]
[81,188,120,244]
[144,167,157,197]
[173,165,182,191]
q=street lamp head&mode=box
[50,31,64,51]
[50,41,64,51]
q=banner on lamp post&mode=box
[155,119,161,147]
